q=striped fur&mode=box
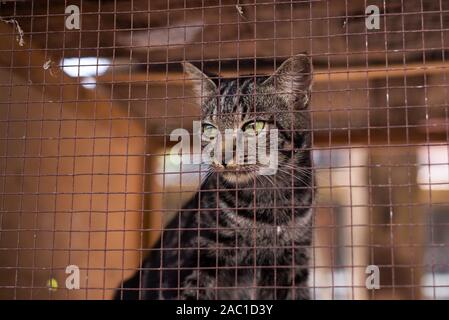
[116,54,314,300]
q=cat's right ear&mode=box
[182,62,217,102]
[262,54,313,108]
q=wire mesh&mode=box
[0,0,449,300]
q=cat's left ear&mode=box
[182,62,217,102]
[262,54,313,108]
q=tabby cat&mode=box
[116,54,314,300]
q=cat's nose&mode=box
[221,143,236,168]
[222,156,237,168]
[221,152,231,166]
[221,158,230,167]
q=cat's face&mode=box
[183,55,313,184]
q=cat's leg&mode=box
[181,270,217,300]
[286,248,311,300]
[114,267,141,300]
[267,246,309,300]
[257,267,290,299]
[287,268,310,300]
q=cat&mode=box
[115,54,314,300]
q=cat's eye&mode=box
[202,123,218,139]
[243,121,266,135]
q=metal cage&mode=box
[1,0,449,300]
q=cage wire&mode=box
[0,0,449,300]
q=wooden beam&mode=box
[313,127,448,146]
[94,61,449,85]
[0,23,129,122]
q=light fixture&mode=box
[60,57,111,78]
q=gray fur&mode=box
[116,54,314,300]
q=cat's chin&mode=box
[220,172,254,184]
[218,167,280,185]
[210,163,261,184]
[218,169,258,185]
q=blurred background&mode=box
[1,0,449,299]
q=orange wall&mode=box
[0,72,146,300]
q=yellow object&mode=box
[46,278,58,291]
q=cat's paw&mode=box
[181,271,216,300]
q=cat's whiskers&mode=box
[276,167,313,189]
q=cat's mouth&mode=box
[211,163,260,184]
